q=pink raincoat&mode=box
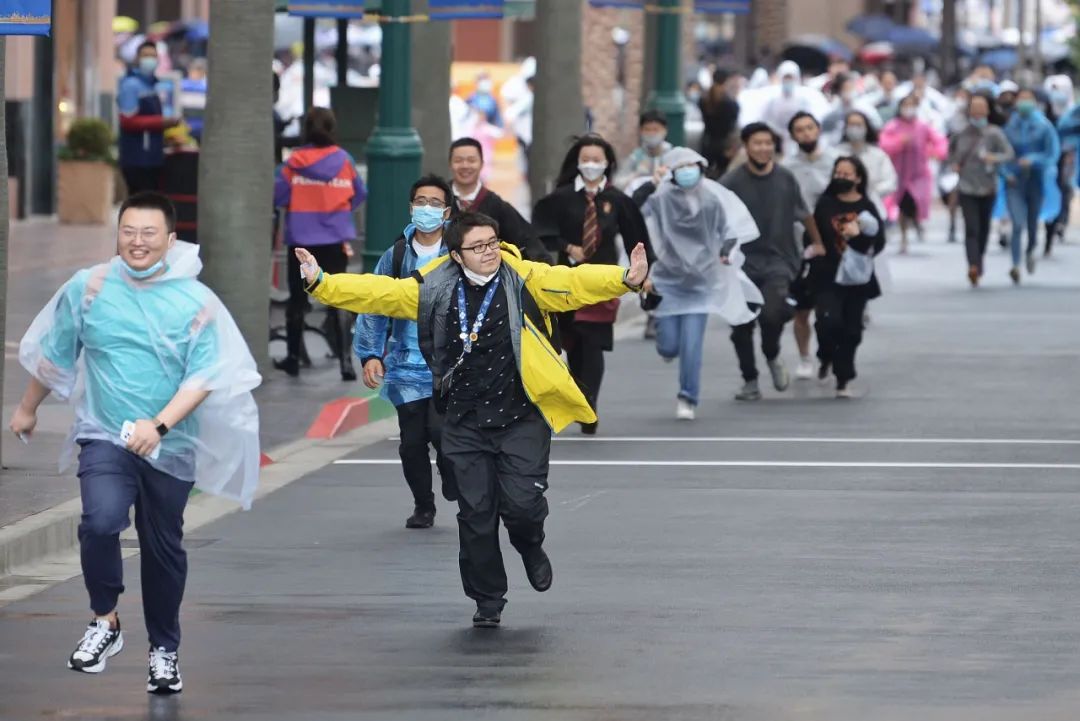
[879,117,948,221]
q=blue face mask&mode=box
[138,57,158,76]
[1016,100,1037,116]
[673,165,702,188]
[412,205,446,233]
[971,117,989,129]
[123,258,166,279]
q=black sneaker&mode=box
[68,618,124,673]
[147,647,183,694]
[472,608,502,629]
[522,546,553,592]
[441,476,459,503]
[405,508,436,529]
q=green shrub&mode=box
[59,118,114,163]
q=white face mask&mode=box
[900,106,917,120]
[462,266,498,285]
[578,162,607,182]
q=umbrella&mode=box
[185,20,209,42]
[781,35,854,77]
[846,14,897,42]
[884,25,939,55]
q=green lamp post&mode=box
[363,0,423,270]
[647,0,685,146]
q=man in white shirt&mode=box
[782,112,838,380]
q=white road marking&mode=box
[549,437,1080,445]
[334,460,1080,470]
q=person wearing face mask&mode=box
[1043,75,1076,254]
[948,93,1014,286]
[1002,88,1062,283]
[635,147,763,418]
[760,61,830,150]
[720,123,825,401]
[836,110,897,216]
[9,192,261,693]
[467,72,503,128]
[117,41,181,196]
[783,112,838,381]
[353,175,458,531]
[873,71,900,124]
[820,74,883,147]
[532,134,654,434]
[807,157,886,398]
[880,94,948,253]
[273,107,367,379]
[615,110,673,191]
[296,213,649,629]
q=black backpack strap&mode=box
[391,237,408,279]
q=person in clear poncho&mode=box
[9,192,260,693]
[633,147,763,419]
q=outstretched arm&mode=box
[296,248,420,320]
[524,243,649,313]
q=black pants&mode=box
[442,410,550,612]
[730,277,792,382]
[396,398,455,512]
[563,320,612,413]
[814,287,868,387]
[959,193,995,273]
[121,165,163,197]
[285,243,353,371]
[1046,176,1074,252]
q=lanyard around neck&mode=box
[456,276,501,355]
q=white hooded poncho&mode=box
[642,148,764,326]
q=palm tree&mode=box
[198,0,275,370]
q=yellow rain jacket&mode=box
[307,244,632,432]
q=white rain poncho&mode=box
[19,241,262,508]
[642,147,763,326]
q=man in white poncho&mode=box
[8,192,260,694]
[634,147,762,419]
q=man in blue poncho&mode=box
[9,192,261,694]
[354,175,458,530]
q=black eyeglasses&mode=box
[460,239,500,255]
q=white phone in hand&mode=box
[121,420,161,460]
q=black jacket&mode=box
[532,183,654,268]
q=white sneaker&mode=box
[147,647,183,694]
[795,357,814,380]
[676,399,696,420]
[68,618,124,673]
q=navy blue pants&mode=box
[77,440,193,652]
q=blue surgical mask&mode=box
[412,205,446,233]
[971,117,989,129]
[1017,100,1037,116]
[138,57,159,76]
[123,258,166,279]
[673,165,702,188]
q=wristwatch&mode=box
[153,418,169,437]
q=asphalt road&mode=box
[2,222,1079,721]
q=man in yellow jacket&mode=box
[297,212,649,628]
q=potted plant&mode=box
[57,118,116,225]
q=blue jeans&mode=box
[77,440,194,652]
[1005,175,1043,267]
[655,313,708,406]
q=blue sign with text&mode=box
[0,0,51,36]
